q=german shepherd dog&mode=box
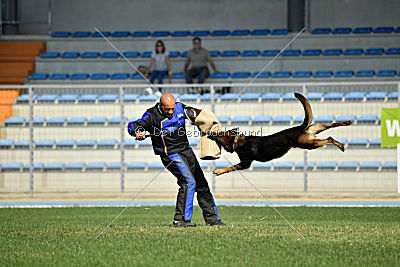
[208,93,352,176]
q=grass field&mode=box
[0,206,399,266]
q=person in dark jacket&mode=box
[127,93,225,227]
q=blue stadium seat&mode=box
[122,51,140,58]
[322,49,342,56]
[56,139,76,148]
[200,93,220,101]
[217,116,230,124]
[77,139,97,148]
[353,27,372,34]
[151,31,170,37]
[44,162,64,170]
[250,29,270,36]
[241,50,260,57]
[373,27,393,34]
[306,92,323,100]
[293,115,304,124]
[138,95,158,102]
[87,117,107,125]
[316,161,337,170]
[16,94,35,103]
[364,48,384,55]
[219,93,237,101]
[97,139,119,148]
[273,115,292,124]
[270,29,289,35]
[35,139,55,148]
[359,161,380,171]
[293,71,312,78]
[70,73,89,80]
[47,117,66,126]
[369,138,381,147]
[140,51,152,58]
[338,161,359,170]
[86,162,106,170]
[91,31,111,37]
[345,92,365,101]
[28,73,48,80]
[241,93,261,101]
[78,94,98,102]
[2,162,23,171]
[274,161,294,170]
[0,139,13,149]
[65,162,85,170]
[60,52,79,58]
[107,162,125,170]
[262,93,281,101]
[215,161,230,169]
[131,74,145,79]
[315,115,335,123]
[210,30,230,36]
[90,73,109,80]
[311,28,331,34]
[388,91,398,100]
[302,49,321,56]
[252,115,272,124]
[231,72,250,78]
[334,70,354,77]
[124,94,138,102]
[231,29,250,36]
[124,139,137,148]
[261,50,280,56]
[381,161,396,170]
[49,73,69,80]
[39,52,60,58]
[59,94,78,102]
[200,162,210,169]
[172,73,185,79]
[332,27,351,34]
[23,163,44,171]
[221,50,240,57]
[295,161,316,170]
[251,71,270,78]
[111,31,130,37]
[51,31,71,38]
[131,31,150,37]
[138,139,152,147]
[189,139,200,146]
[37,94,58,102]
[127,162,147,170]
[180,94,199,101]
[71,31,91,38]
[343,49,363,55]
[210,72,229,78]
[148,162,165,169]
[282,92,296,101]
[355,70,375,77]
[314,71,333,78]
[385,48,400,55]
[209,50,220,57]
[110,73,129,79]
[14,140,29,148]
[80,52,100,58]
[99,94,119,102]
[376,70,396,77]
[171,31,190,37]
[191,30,209,36]
[357,115,378,124]
[169,51,180,58]
[34,117,46,126]
[272,71,291,78]
[282,49,300,56]
[348,138,368,147]
[395,27,400,33]
[366,92,386,101]
[101,52,120,58]
[231,115,251,124]
[252,162,273,169]
[5,117,26,126]
[108,117,127,125]
[336,115,356,123]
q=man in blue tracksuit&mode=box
[128,93,225,227]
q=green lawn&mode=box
[0,206,399,266]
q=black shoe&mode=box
[172,220,197,227]
[206,220,227,226]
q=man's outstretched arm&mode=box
[127,111,152,140]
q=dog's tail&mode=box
[294,92,312,130]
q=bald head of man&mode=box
[159,93,176,119]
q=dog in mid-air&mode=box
[208,92,352,176]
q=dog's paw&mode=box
[343,120,353,126]
[339,144,345,152]
[213,169,224,176]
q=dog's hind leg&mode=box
[309,136,345,152]
[306,120,352,135]
[213,161,252,176]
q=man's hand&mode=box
[135,132,147,140]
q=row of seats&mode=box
[50,27,400,38]
[1,160,396,171]
[28,70,400,80]
[38,48,400,59]
[15,91,399,103]
[0,137,386,149]
[3,114,382,127]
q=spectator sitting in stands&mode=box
[145,40,172,92]
[184,37,219,93]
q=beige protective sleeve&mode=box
[194,106,221,160]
